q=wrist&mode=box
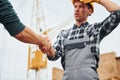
[47,46,56,57]
[48,46,52,52]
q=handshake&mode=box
[39,35,52,54]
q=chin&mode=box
[75,18,82,22]
[75,16,82,20]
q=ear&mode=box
[88,9,93,16]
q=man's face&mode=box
[74,1,92,22]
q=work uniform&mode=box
[48,10,120,80]
[0,0,25,36]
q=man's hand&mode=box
[82,0,100,3]
[39,35,52,53]
[39,35,56,57]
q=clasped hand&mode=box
[39,35,52,53]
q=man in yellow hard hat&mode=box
[41,0,120,80]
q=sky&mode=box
[0,0,120,80]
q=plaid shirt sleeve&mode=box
[47,30,65,61]
[94,10,120,41]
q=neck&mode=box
[75,19,87,27]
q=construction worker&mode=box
[41,0,120,80]
[0,0,51,49]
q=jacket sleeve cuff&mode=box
[4,21,25,36]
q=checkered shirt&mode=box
[48,10,120,68]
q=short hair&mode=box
[86,3,93,10]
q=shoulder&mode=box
[88,23,101,29]
[59,28,72,38]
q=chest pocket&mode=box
[64,36,89,52]
[64,42,85,51]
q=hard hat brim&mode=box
[71,0,94,12]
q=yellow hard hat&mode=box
[71,0,94,12]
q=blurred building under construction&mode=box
[98,52,120,80]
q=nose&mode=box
[75,6,79,12]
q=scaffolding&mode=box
[27,0,48,80]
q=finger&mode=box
[41,47,48,53]
[41,49,47,53]
[46,38,50,42]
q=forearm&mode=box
[44,30,64,60]
[15,27,45,46]
[100,0,120,12]
[47,47,62,61]
[47,47,56,57]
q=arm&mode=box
[98,0,120,40]
[42,30,64,61]
[0,0,49,47]
[47,47,56,58]
[100,0,120,12]
[15,27,46,46]
[84,0,120,12]
[99,10,120,41]
[91,0,120,41]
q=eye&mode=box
[79,5,84,8]
[74,5,77,8]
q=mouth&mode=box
[75,13,80,17]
